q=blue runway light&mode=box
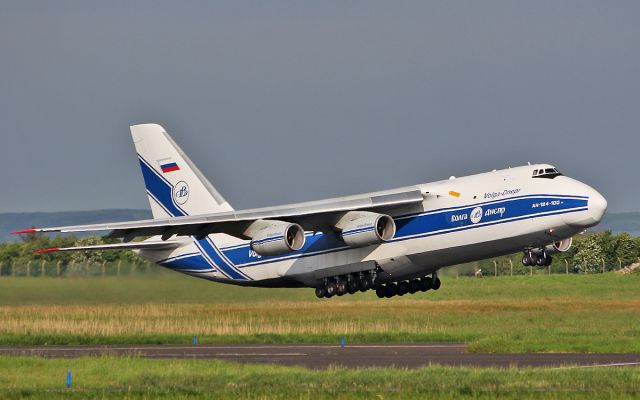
[66,370,71,388]
[193,335,197,345]
[341,336,345,348]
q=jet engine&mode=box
[244,220,306,256]
[335,211,396,248]
[544,237,573,255]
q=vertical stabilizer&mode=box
[131,123,233,219]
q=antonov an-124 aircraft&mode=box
[14,124,607,298]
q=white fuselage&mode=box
[139,164,607,287]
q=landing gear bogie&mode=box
[522,250,553,268]
[314,271,442,299]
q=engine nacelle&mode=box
[335,211,396,248]
[244,220,306,256]
[544,237,573,255]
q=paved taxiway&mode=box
[2,344,640,369]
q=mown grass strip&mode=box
[0,356,639,399]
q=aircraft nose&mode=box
[588,189,608,223]
[565,184,607,229]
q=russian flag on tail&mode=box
[160,162,180,173]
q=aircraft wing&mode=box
[14,188,425,241]
[35,240,185,253]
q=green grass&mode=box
[0,356,639,399]
[0,272,639,352]
[1,273,639,398]
[2,269,638,304]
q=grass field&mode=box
[1,272,639,352]
[0,356,639,399]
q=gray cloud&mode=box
[1,1,638,212]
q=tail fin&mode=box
[131,123,233,219]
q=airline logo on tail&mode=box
[173,181,190,205]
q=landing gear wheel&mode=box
[522,256,531,266]
[384,284,396,298]
[359,276,372,292]
[315,286,327,298]
[347,279,359,294]
[419,278,432,292]
[325,282,337,298]
[536,255,546,267]
[409,280,420,294]
[397,281,409,296]
[375,286,385,298]
[336,280,348,296]
[544,255,553,267]
[431,275,441,290]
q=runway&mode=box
[1,344,640,369]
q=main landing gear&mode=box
[374,274,440,299]
[522,250,552,267]
[314,271,441,299]
[314,271,376,299]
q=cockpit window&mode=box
[532,167,562,179]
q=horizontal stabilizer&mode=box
[35,240,184,254]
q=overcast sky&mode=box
[1,1,638,213]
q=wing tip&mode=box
[11,229,37,235]
[35,247,61,254]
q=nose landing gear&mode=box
[522,250,552,267]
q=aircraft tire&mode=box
[315,286,327,298]
[544,255,553,267]
[397,281,409,296]
[431,276,441,290]
[384,284,396,298]
[409,280,420,294]
[419,278,431,292]
[375,286,385,298]
[359,276,371,292]
[536,255,546,267]
[347,279,359,293]
[336,280,348,296]
[326,282,337,298]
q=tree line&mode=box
[473,231,640,276]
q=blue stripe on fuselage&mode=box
[195,238,249,280]
[159,254,214,272]
[221,195,589,268]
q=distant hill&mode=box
[0,209,637,243]
[0,209,152,242]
